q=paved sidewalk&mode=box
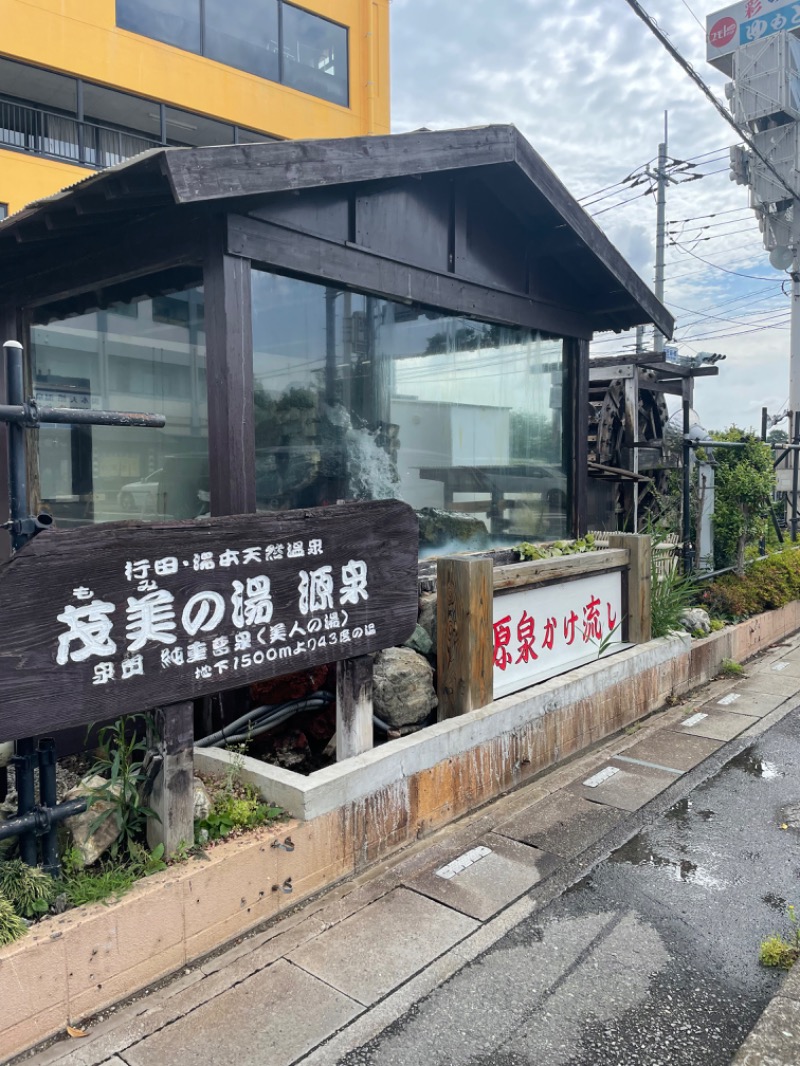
[18,635,800,1066]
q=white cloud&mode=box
[391,0,792,432]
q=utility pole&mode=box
[653,111,668,353]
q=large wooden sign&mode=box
[0,500,419,741]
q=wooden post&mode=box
[608,533,651,644]
[336,655,374,761]
[437,556,493,719]
[147,702,195,859]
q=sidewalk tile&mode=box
[494,789,623,859]
[732,994,800,1066]
[739,672,800,698]
[698,688,790,718]
[123,960,361,1066]
[675,708,759,741]
[573,763,677,812]
[618,730,721,772]
[403,833,559,921]
[286,887,477,1006]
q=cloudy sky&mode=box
[390,0,790,432]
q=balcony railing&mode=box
[0,98,162,170]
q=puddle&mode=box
[664,798,716,826]
[763,892,788,912]
[730,749,784,779]
[610,834,726,889]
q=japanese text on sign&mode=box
[492,571,623,699]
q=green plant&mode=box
[720,658,745,678]
[515,534,596,561]
[0,890,27,946]
[710,619,726,632]
[197,783,282,842]
[0,859,56,919]
[60,863,139,908]
[711,428,774,574]
[760,905,800,969]
[651,565,696,638]
[86,715,158,861]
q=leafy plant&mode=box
[0,859,56,919]
[760,905,800,969]
[720,658,745,678]
[711,428,774,574]
[85,715,158,860]
[651,565,696,639]
[197,783,282,843]
[516,534,596,561]
[57,843,167,909]
[0,890,27,946]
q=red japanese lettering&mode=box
[564,610,578,646]
[607,602,618,633]
[515,611,537,664]
[542,616,557,651]
[493,615,512,671]
[582,596,602,643]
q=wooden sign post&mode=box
[0,500,419,855]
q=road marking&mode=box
[683,712,709,727]
[717,693,741,706]
[435,846,492,880]
[583,766,621,788]
[772,662,789,672]
[614,755,683,775]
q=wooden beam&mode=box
[608,533,652,643]
[437,556,493,719]
[0,304,17,564]
[228,215,593,339]
[566,337,589,537]
[336,656,374,760]
[493,548,629,590]
[204,219,256,516]
[164,127,517,203]
[147,702,195,859]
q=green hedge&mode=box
[699,549,800,621]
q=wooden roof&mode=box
[0,126,673,337]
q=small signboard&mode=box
[492,571,623,699]
[707,0,800,73]
[0,500,419,741]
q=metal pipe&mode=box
[792,412,800,542]
[0,798,87,843]
[682,397,693,573]
[4,341,27,551]
[12,739,37,866]
[37,739,59,876]
[0,403,166,428]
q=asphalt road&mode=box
[339,707,800,1066]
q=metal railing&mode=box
[0,98,161,170]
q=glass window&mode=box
[281,5,348,107]
[205,0,280,81]
[31,286,209,528]
[251,270,567,555]
[116,0,201,53]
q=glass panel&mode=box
[205,0,279,81]
[32,287,208,529]
[281,4,348,106]
[116,0,201,53]
[251,271,567,555]
[164,106,235,147]
[82,83,162,139]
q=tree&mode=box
[711,427,774,574]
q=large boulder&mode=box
[0,742,12,769]
[679,607,712,636]
[373,647,438,729]
[63,774,122,867]
[417,593,438,653]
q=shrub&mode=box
[0,891,27,946]
[700,548,800,621]
[0,860,56,919]
[760,905,800,969]
[651,566,695,638]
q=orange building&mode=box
[0,0,390,216]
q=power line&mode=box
[678,0,705,31]
[591,188,654,217]
[669,240,782,281]
[668,204,752,225]
[620,0,800,200]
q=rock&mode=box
[373,647,438,729]
[403,623,433,656]
[63,774,122,867]
[417,508,489,552]
[193,777,211,821]
[0,742,12,769]
[417,593,438,652]
[679,607,711,636]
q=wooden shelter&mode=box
[0,125,673,554]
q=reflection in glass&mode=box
[31,287,209,529]
[205,0,279,80]
[251,271,567,554]
[116,0,202,52]
[282,4,348,107]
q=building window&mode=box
[251,271,568,555]
[31,284,208,528]
[115,1,348,108]
[205,0,280,82]
[281,4,348,107]
[0,204,7,221]
[116,0,202,53]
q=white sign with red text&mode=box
[707,0,800,72]
[492,571,623,699]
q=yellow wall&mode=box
[1,0,390,212]
[0,150,88,216]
